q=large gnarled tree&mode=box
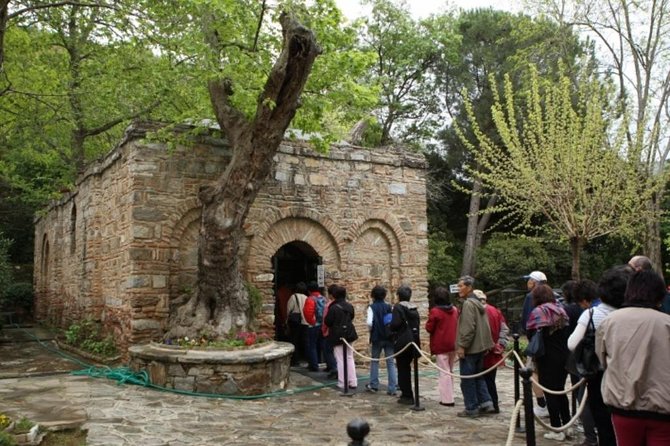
[168,11,321,338]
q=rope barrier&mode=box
[510,350,586,396]
[505,400,524,446]
[533,386,589,433]
[341,338,513,380]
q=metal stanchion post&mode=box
[410,348,424,411]
[521,367,536,446]
[513,333,524,432]
[347,418,370,446]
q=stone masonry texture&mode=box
[33,122,429,355]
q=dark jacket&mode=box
[369,300,392,343]
[425,304,459,355]
[324,299,356,346]
[390,301,421,352]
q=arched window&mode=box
[41,233,49,289]
[70,204,77,255]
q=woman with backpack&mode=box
[365,285,398,396]
[390,285,421,405]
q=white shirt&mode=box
[567,303,617,351]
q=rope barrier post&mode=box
[347,418,370,446]
[410,347,424,411]
[341,341,353,397]
[513,333,524,433]
[521,367,536,446]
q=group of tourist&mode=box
[520,256,670,445]
[280,253,670,446]
[281,277,511,416]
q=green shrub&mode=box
[0,430,16,446]
[1,282,33,312]
[64,320,116,357]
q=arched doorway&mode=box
[272,241,321,342]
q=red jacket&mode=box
[425,304,459,355]
[483,304,508,369]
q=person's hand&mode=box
[456,347,465,359]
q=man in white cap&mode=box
[520,271,547,332]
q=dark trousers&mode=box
[484,368,499,410]
[395,348,414,399]
[587,372,617,446]
[288,321,304,365]
[538,359,570,428]
[305,326,319,370]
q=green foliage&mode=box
[357,0,457,146]
[64,319,117,357]
[245,281,263,324]
[0,431,16,446]
[428,231,461,286]
[1,282,33,313]
[13,418,34,433]
[476,234,554,288]
[460,66,648,278]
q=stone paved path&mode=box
[0,327,583,445]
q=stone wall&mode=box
[34,122,429,354]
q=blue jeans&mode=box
[460,352,492,412]
[305,326,319,370]
[369,340,397,393]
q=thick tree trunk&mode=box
[461,176,496,277]
[569,236,583,281]
[644,193,663,272]
[168,13,321,339]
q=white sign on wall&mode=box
[317,265,325,287]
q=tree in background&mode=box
[460,67,650,279]
[356,0,458,146]
[431,9,594,276]
[532,0,670,271]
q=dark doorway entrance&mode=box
[272,241,321,341]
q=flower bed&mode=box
[128,340,294,396]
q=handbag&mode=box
[287,295,302,324]
[566,309,600,377]
[525,328,545,358]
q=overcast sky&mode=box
[334,0,522,19]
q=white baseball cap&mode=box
[524,271,547,282]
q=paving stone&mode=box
[0,329,584,445]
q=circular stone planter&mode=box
[128,341,294,396]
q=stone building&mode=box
[33,122,429,354]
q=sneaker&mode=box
[543,431,566,441]
[439,402,455,407]
[534,405,550,418]
[326,371,337,379]
[456,409,479,418]
[397,397,414,405]
[387,391,397,396]
[479,402,497,414]
[365,384,378,393]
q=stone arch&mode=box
[245,207,346,260]
[246,217,341,275]
[168,206,201,305]
[347,219,403,290]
